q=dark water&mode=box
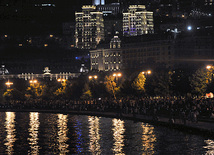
[0,112,213,155]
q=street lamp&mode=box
[142,70,152,75]
[207,65,212,70]
[113,73,122,77]
[29,80,38,84]
[88,75,98,80]
[113,72,122,83]
[57,78,66,86]
[57,78,66,82]
[5,80,13,88]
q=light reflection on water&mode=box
[0,112,213,154]
[141,123,156,154]
[4,112,16,155]
[204,139,214,155]
[88,116,101,155]
[28,112,40,155]
[57,114,69,155]
[112,118,125,155]
[74,117,83,154]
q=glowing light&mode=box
[19,44,22,47]
[5,80,13,88]
[44,44,48,47]
[141,123,156,154]
[204,139,214,154]
[50,34,53,37]
[4,112,16,154]
[89,75,98,79]
[112,119,125,154]
[58,114,69,154]
[118,73,122,77]
[142,70,152,75]
[4,35,7,38]
[147,70,151,74]
[207,65,212,69]
[30,80,37,84]
[57,78,66,83]
[28,112,40,155]
[88,116,101,154]
[187,26,192,31]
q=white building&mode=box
[92,0,105,6]
[123,5,154,36]
[90,36,122,71]
[75,5,104,49]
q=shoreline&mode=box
[1,108,214,138]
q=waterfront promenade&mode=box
[1,97,214,137]
[1,106,214,138]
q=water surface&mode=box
[0,112,213,154]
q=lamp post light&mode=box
[206,65,212,70]
[88,75,98,80]
[57,78,66,86]
[57,78,66,83]
[142,70,152,76]
[29,80,38,84]
[142,70,152,75]
[29,80,38,92]
[5,80,13,88]
[113,72,122,83]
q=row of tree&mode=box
[0,66,213,102]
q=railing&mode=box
[0,73,81,80]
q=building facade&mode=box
[75,5,104,49]
[97,3,121,16]
[123,5,154,36]
[93,0,105,6]
[90,35,173,72]
[90,36,122,71]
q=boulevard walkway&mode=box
[3,108,214,137]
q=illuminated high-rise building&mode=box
[92,0,105,6]
[205,0,214,5]
[75,5,104,49]
[123,5,154,36]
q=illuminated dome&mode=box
[110,36,121,49]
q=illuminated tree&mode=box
[81,83,92,100]
[132,73,146,94]
[3,89,13,101]
[25,82,46,99]
[104,75,120,99]
[54,80,67,97]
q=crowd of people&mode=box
[1,97,214,124]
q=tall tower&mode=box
[92,0,105,6]
[75,5,104,49]
[123,5,154,36]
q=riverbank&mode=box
[2,108,214,138]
